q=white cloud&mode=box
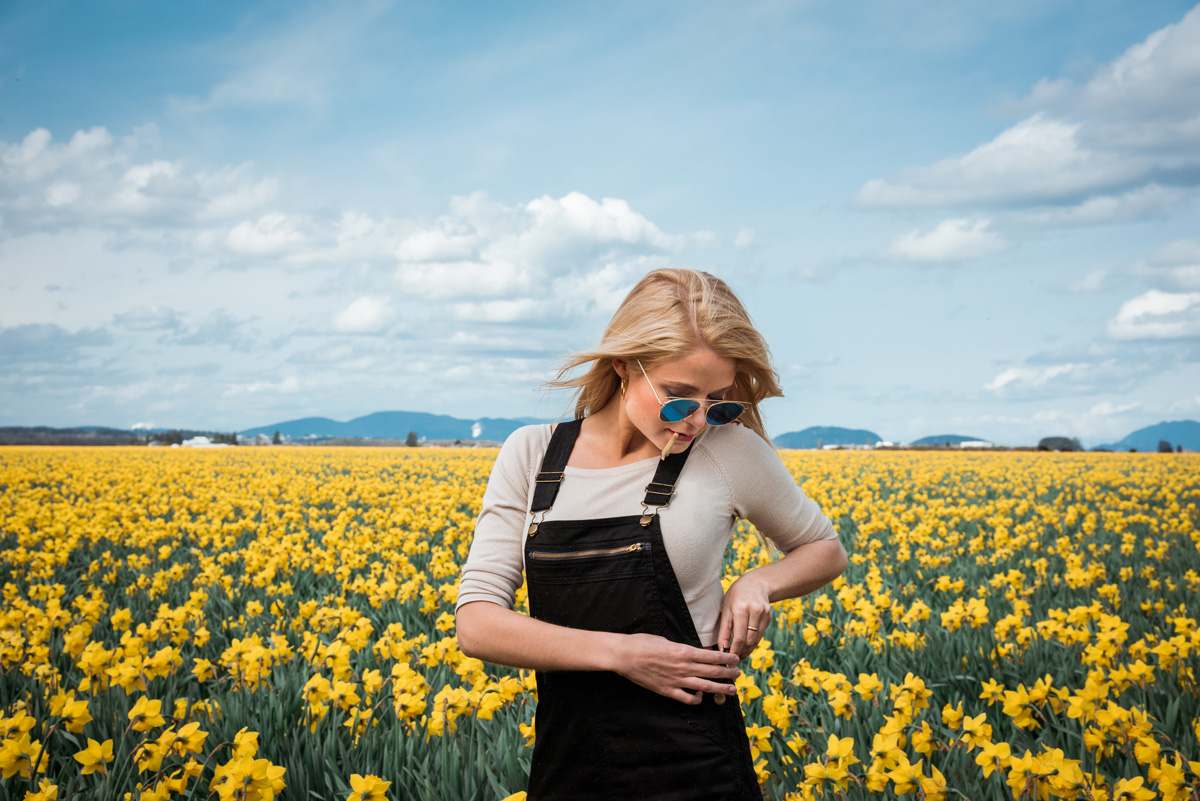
[0,122,717,426]
[859,115,1141,207]
[1132,239,1200,291]
[113,306,182,331]
[527,192,682,250]
[857,6,1200,211]
[1074,5,1200,136]
[0,322,113,365]
[886,218,1008,262]
[226,212,308,256]
[1021,184,1184,226]
[395,227,477,263]
[1067,269,1108,294]
[451,297,543,324]
[550,258,664,316]
[1089,400,1140,416]
[0,126,278,232]
[0,124,692,316]
[481,192,684,272]
[114,160,184,215]
[1149,239,1200,264]
[332,296,392,333]
[733,228,755,249]
[397,261,530,299]
[222,376,301,397]
[46,181,81,207]
[1107,289,1200,340]
[984,363,1078,392]
[200,171,279,220]
[379,192,683,316]
[2,127,115,184]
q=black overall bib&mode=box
[522,419,762,801]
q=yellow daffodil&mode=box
[347,773,391,801]
[23,778,58,801]
[128,696,165,732]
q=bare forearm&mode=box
[457,600,621,672]
[717,537,847,656]
[456,600,742,704]
[755,537,847,602]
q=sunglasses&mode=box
[636,360,746,426]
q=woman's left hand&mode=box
[717,537,849,660]
[717,572,773,660]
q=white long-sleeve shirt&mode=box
[457,421,838,645]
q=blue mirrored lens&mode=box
[660,400,700,422]
[706,402,745,426]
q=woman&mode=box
[456,268,847,800]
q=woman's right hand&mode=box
[611,633,740,705]
[458,602,739,704]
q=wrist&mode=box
[593,631,625,673]
[736,567,776,603]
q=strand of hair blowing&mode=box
[546,269,783,444]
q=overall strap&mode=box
[530,418,582,513]
[642,447,692,507]
[638,442,695,526]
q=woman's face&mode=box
[617,346,738,453]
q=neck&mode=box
[584,396,657,462]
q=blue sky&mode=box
[1,0,1198,445]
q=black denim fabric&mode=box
[522,419,762,800]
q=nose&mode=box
[683,404,708,427]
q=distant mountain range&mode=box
[1094,420,1200,452]
[772,426,881,449]
[4,416,1198,451]
[240,411,540,443]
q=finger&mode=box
[745,612,765,652]
[749,609,773,653]
[689,661,740,683]
[728,616,748,660]
[691,647,741,668]
[667,688,704,706]
[745,614,765,649]
[682,677,738,698]
[717,608,732,653]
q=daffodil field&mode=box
[1,447,1198,801]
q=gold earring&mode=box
[620,379,627,399]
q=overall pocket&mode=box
[526,540,665,635]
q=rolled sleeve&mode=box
[456,426,547,611]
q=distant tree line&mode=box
[147,430,240,446]
[1036,435,1186,453]
[0,427,140,446]
[1037,436,1083,452]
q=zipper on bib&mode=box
[529,542,650,561]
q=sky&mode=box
[1,0,1198,446]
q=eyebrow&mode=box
[663,381,735,397]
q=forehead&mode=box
[650,347,736,390]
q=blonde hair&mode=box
[548,268,782,443]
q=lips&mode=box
[669,431,695,443]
